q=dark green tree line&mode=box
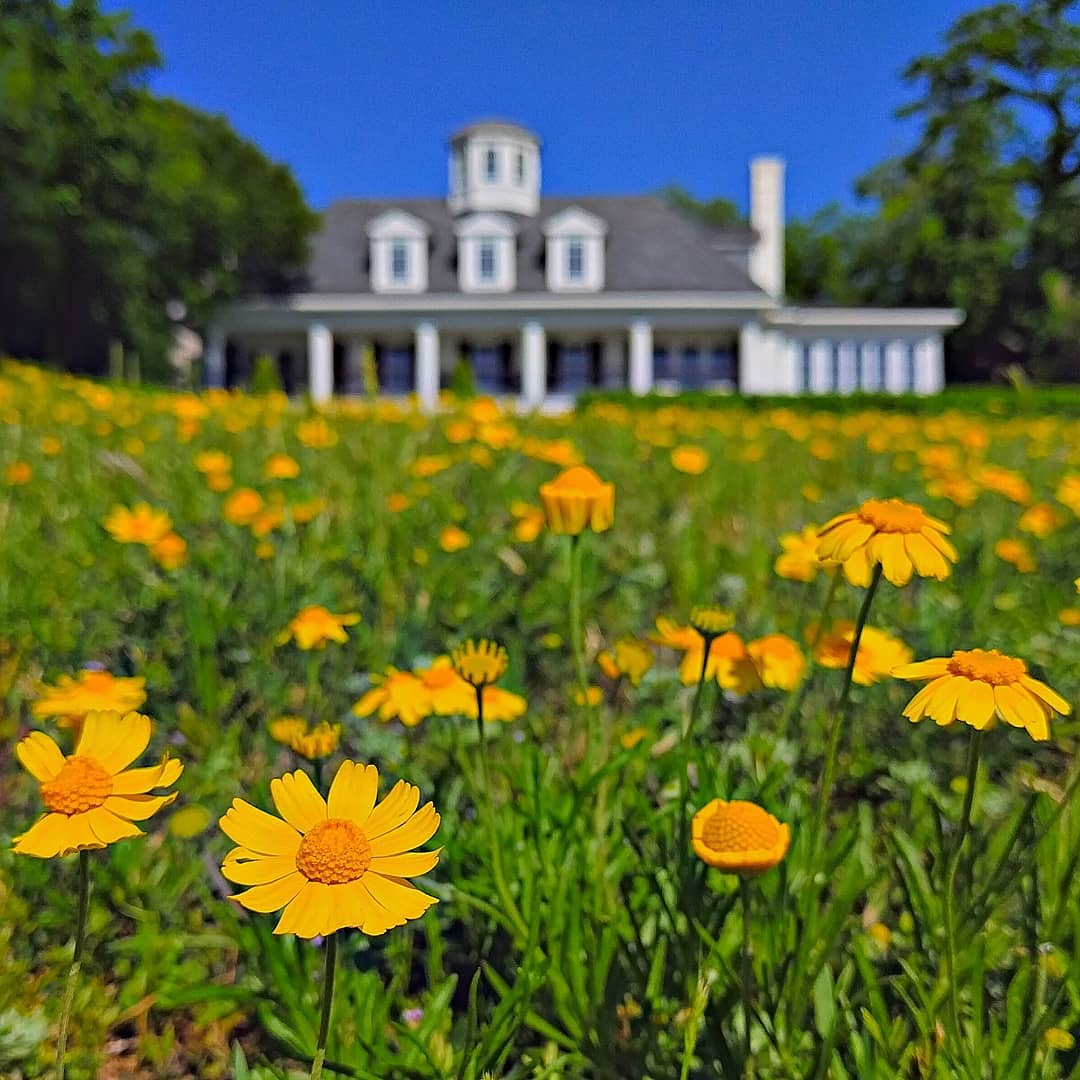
[0,0,317,378]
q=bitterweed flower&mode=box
[894,648,1071,742]
[221,761,441,1078]
[276,605,361,650]
[451,639,509,688]
[15,710,182,1079]
[32,669,147,729]
[691,799,791,876]
[817,497,957,586]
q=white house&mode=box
[204,120,962,408]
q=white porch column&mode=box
[739,322,800,395]
[914,335,944,394]
[415,321,439,412]
[628,320,653,395]
[203,324,226,388]
[809,339,832,394]
[308,322,334,403]
[884,339,909,393]
[520,321,546,409]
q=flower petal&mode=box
[232,871,307,915]
[13,812,101,858]
[77,711,151,774]
[363,780,421,840]
[16,731,65,782]
[102,792,177,822]
[893,657,951,681]
[84,806,144,846]
[222,851,298,886]
[270,770,327,833]
[959,679,996,730]
[904,534,950,580]
[368,804,440,857]
[271,880,333,936]
[219,799,301,857]
[995,684,1049,740]
[362,872,439,925]
[368,847,442,877]
[111,757,183,795]
[327,760,380,826]
[1020,675,1072,716]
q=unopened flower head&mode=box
[451,639,509,688]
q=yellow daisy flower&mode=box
[747,634,805,692]
[14,711,182,858]
[539,465,615,535]
[33,669,147,728]
[817,498,957,586]
[691,799,790,876]
[893,649,1071,742]
[352,668,432,727]
[276,605,361,650]
[220,761,440,937]
[814,621,912,686]
[774,525,823,582]
[450,639,509,688]
[415,657,475,716]
[103,503,173,546]
[597,637,654,686]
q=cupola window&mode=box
[484,148,498,182]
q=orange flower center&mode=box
[295,818,372,884]
[700,802,781,854]
[857,498,928,533]
[947,648,1026,685]
[40,756,113,814]
[422,666,459,690]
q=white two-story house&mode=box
[204,120,962,408]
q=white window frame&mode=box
[543,207,607,292]
[366,210,429,294]
[454,212,516,292]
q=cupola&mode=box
[447,120,541,217]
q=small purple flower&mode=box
[403,1007,423,1029]
[83,660,106,671]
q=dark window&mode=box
[653,347,674,381]
[567,237,584,280]
[390,241,408,281]
[485,147,498,181]
[378,345,414,394]
[478,238,497,281]
[800,342,812,392]
[515,151,525,185]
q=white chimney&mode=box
[749,156,785,299]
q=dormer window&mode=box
[367,210,429,293]
[543,207,607,292]
[484,148,498,182]
[390,240,409,282]
[479,238,497,281]
[567,236,585,281]
[454,212,516,292]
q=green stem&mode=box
[474,686,528,940]
[568,533,588,693]
[309,931,338,1080]
[306,652,322,718]
[811,563,882,848]
[56,850,91,1080]
[778,567,841,740]
[944,729,982,1066]
[740,877,754,1078]
[679,638,714,853]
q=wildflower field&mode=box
[4,360,1080,1079]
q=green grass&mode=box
[1,359,1079,1078]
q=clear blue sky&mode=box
[105,0,980,219]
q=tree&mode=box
[662,185,746,229]
[855,0,1080,379]
[0,0,317,378]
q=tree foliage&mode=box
[0,0,317,378]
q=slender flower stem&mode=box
[309,931,338,1080]
[740,877,754,1078]
[944,729,982,1063]
[811,563,883,848]
[679,638,714,852]
[306,652,322,717]
[56,850,91,1080]
[568,533,588,693]
[474,686,528,939]
[778,567,841,740]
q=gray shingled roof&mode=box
[303,196,764,295]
